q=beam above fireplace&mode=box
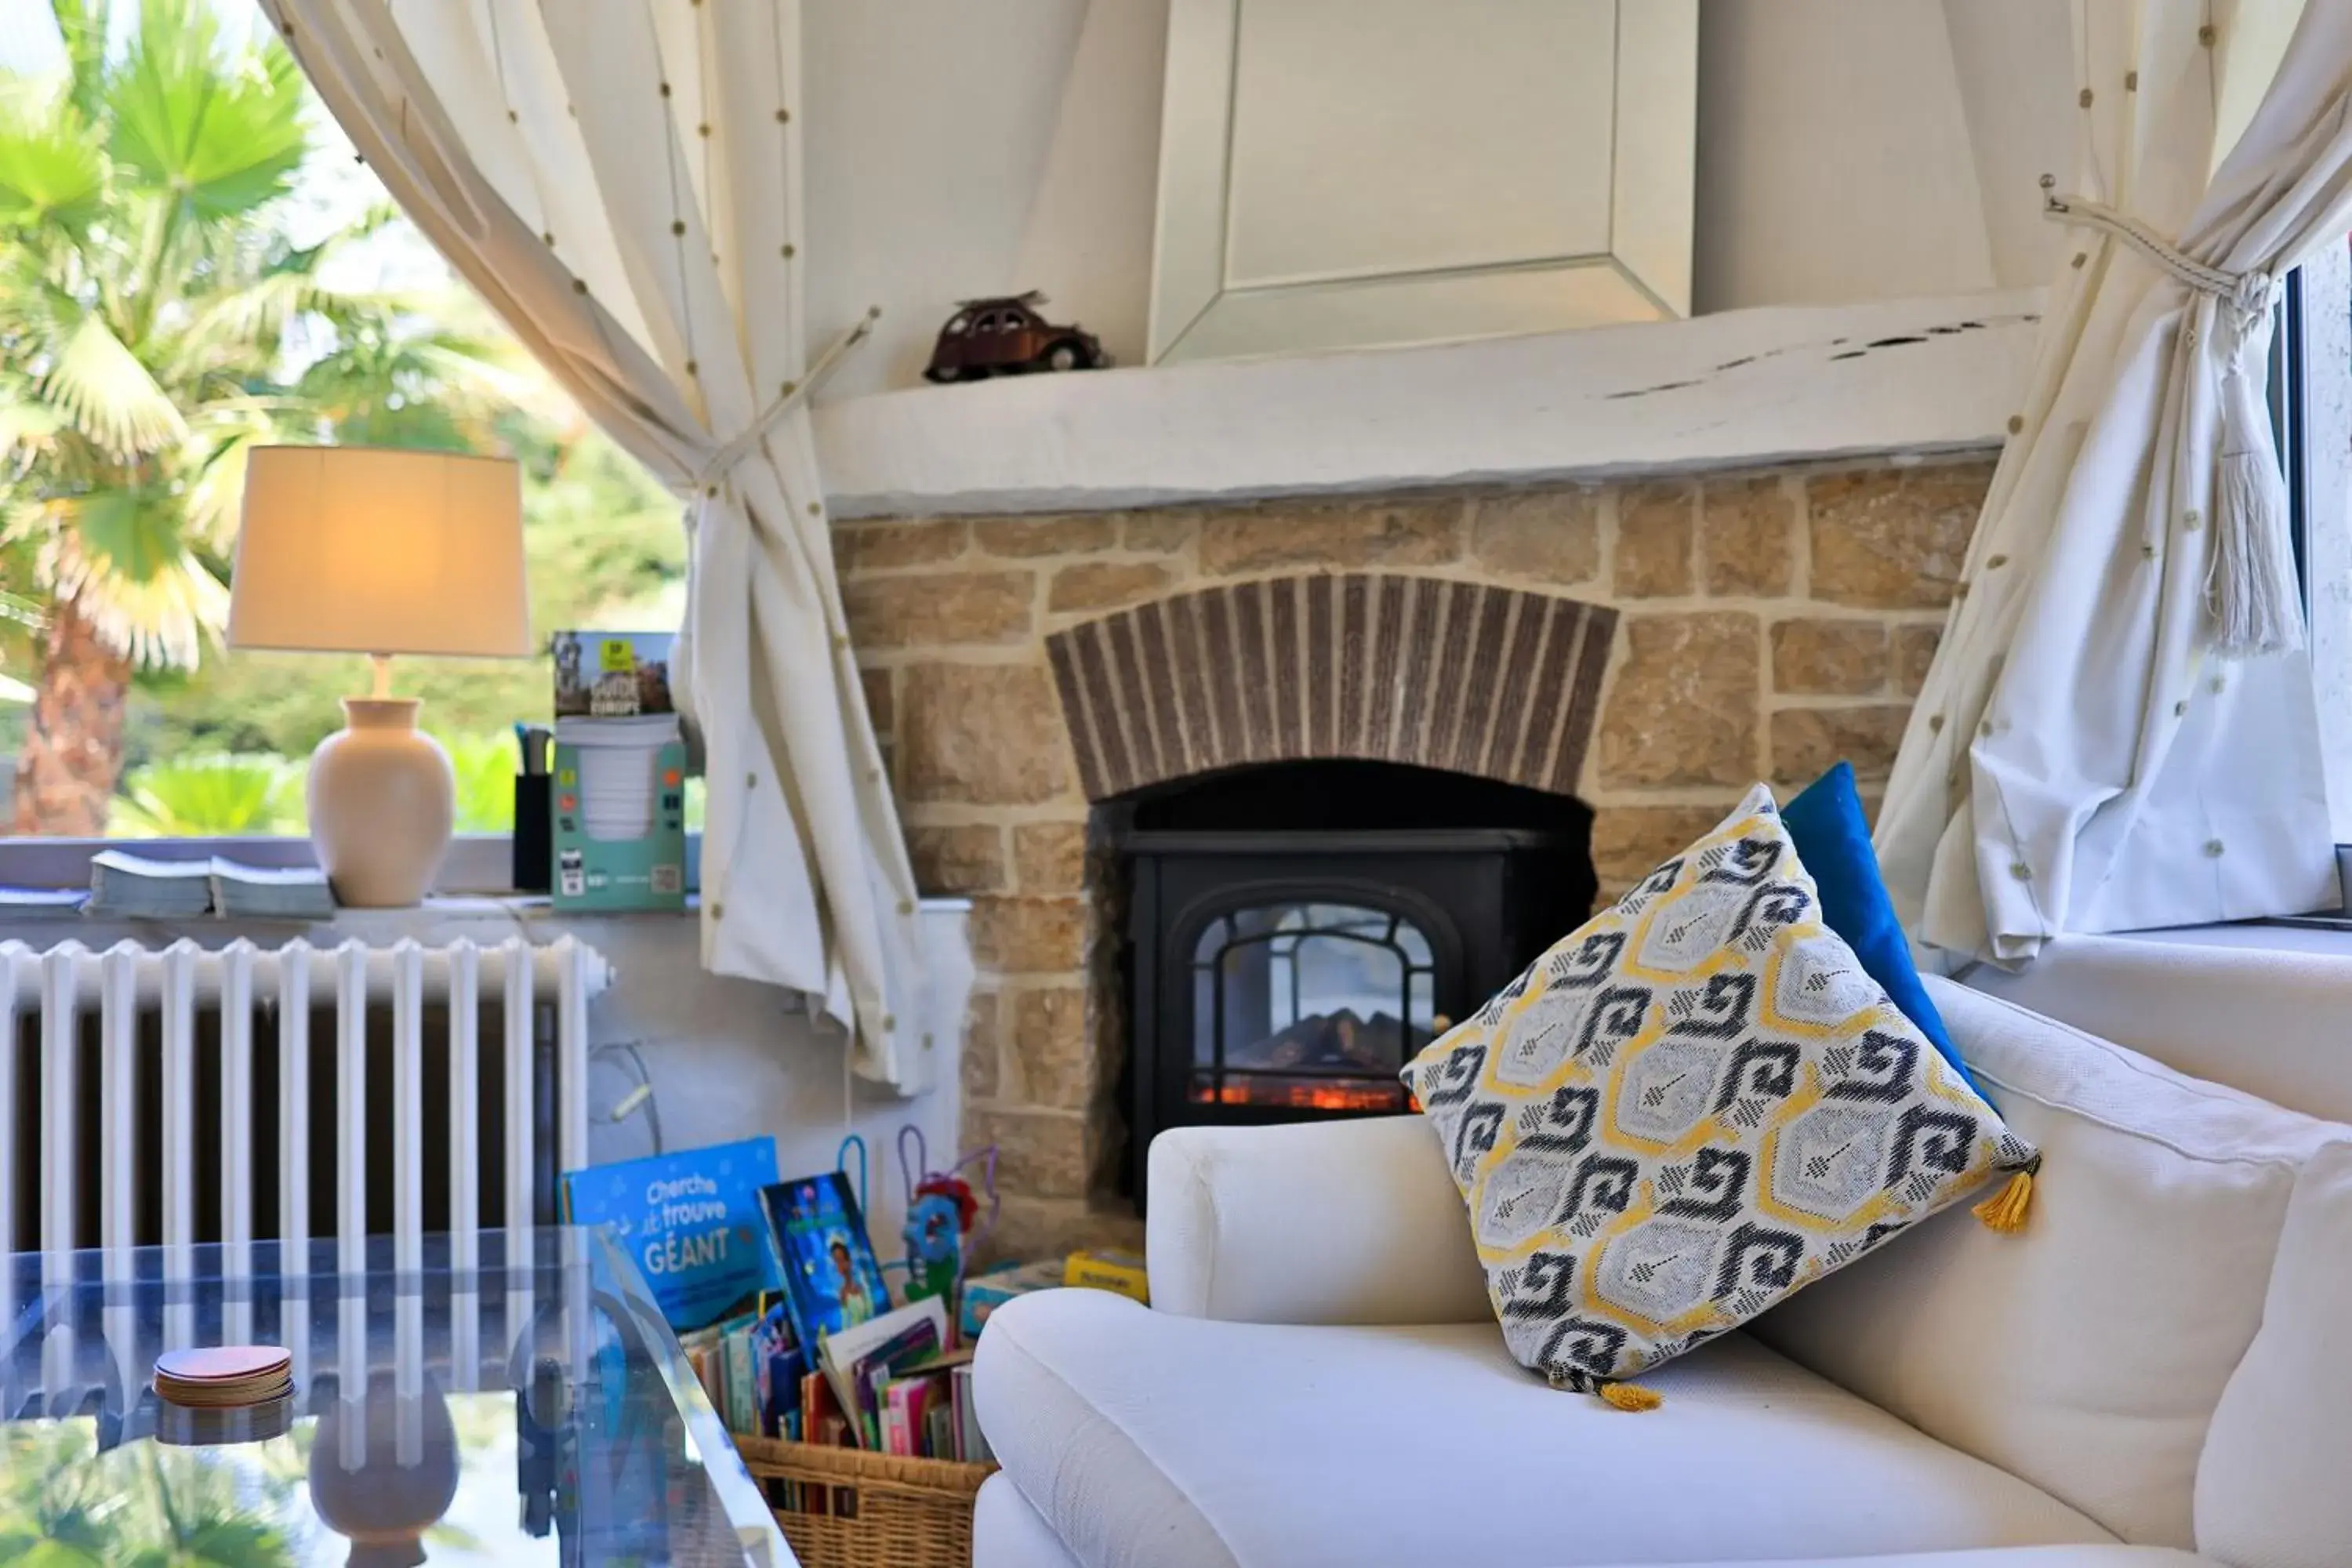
[813,287,2042,520]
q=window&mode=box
[0,4,688,881]
[2283,241,2352,851]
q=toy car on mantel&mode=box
[924,292,1107,382]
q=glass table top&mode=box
[1,1229,794,1566]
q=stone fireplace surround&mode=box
[837,452,1996,1260]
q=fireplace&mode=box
[1112,760,1594,1208]
[837,458,1991,1256]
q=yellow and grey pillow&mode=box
[1403,783,2034,1399]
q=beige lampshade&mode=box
[230,445,531,657]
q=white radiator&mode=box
[0,935,612,1274]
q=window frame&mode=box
[2282,241,2352,866]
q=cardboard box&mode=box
[960,1258,1063,1341]
[550,732,687,913]
[1064,1248,1149,1305]
[550,630,688,912]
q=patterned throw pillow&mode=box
[1401,783,2035,1402]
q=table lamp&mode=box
[230,446,529,906]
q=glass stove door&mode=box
[1189,901,1439,1111]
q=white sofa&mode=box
[971,961,2352,1568]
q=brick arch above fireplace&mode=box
[1041,572,1617,800]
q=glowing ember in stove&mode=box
[1190,1080,1407,1112]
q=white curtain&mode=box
[1878,0,2352,964]
[263,0,927,1088]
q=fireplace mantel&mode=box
[813,287,2041,520]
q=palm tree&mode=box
[0,0,505,835]
[107,750,304,837]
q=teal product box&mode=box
[550,737,687,911]
[550,628,687,912]
[959,1258,1064,1341]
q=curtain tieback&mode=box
[687,306,881,498]
[2043,187,2297,657]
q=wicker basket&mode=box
[735,1434,996,1568]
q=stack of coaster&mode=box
[154,1345,293,1408]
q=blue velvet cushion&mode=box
[1781,762,1984,1097]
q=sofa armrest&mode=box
[1145,1114,1492,1325]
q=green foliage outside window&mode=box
[0,0,684,839]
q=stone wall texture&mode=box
[839,454,1994,1256]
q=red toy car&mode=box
[925,292,1106,382]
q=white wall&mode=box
[801,0,2074,401]
[572,906,971,1259]
[803,0,1123,399]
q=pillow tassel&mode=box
[1599,1382,1662,1413]
[1973,1154,2042,1233]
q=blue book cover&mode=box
[562,1138,782,1331]
[760,1172,891,1352]
[757,1314,805,1439]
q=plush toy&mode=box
[895,1126,999,1314]
[902,1173,978,1305]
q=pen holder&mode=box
[513,775,552,893]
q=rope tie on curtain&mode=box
[2044,185,2299,656]
[685,307,881,496]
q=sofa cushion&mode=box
[2194,1140,2352,1568]
[1962,932,2352,1124]
[1400,783,2033,1395]
[974,1287,2112,1568]
[1751,977,2351,1550]
[1146,1115,1492,1327]
[975,1473,1085,1568]
[1782,760,1980,1098]
[970,1476,2209,1568]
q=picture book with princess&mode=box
[760,1170,893,1351]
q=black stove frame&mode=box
[1120,818,1590,1210]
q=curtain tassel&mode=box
[2041,187,2302,657]
[2211,361,2303,658]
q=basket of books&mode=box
[564,1137,1088,1568]
[738,1437,995,1568]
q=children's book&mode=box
[877,1358,956,1457]
[802,1369,846,1446]
[760,1172,891,1351]
[724,1325,758,1435]
[753,1308,803,1439]
[820,1297,948,1448]
[563,1138,782,1331]
[953,1363,992,1463]
[883,1377,938,1457]
[816,1297,949,1403]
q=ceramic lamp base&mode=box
[309,698,454,907]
